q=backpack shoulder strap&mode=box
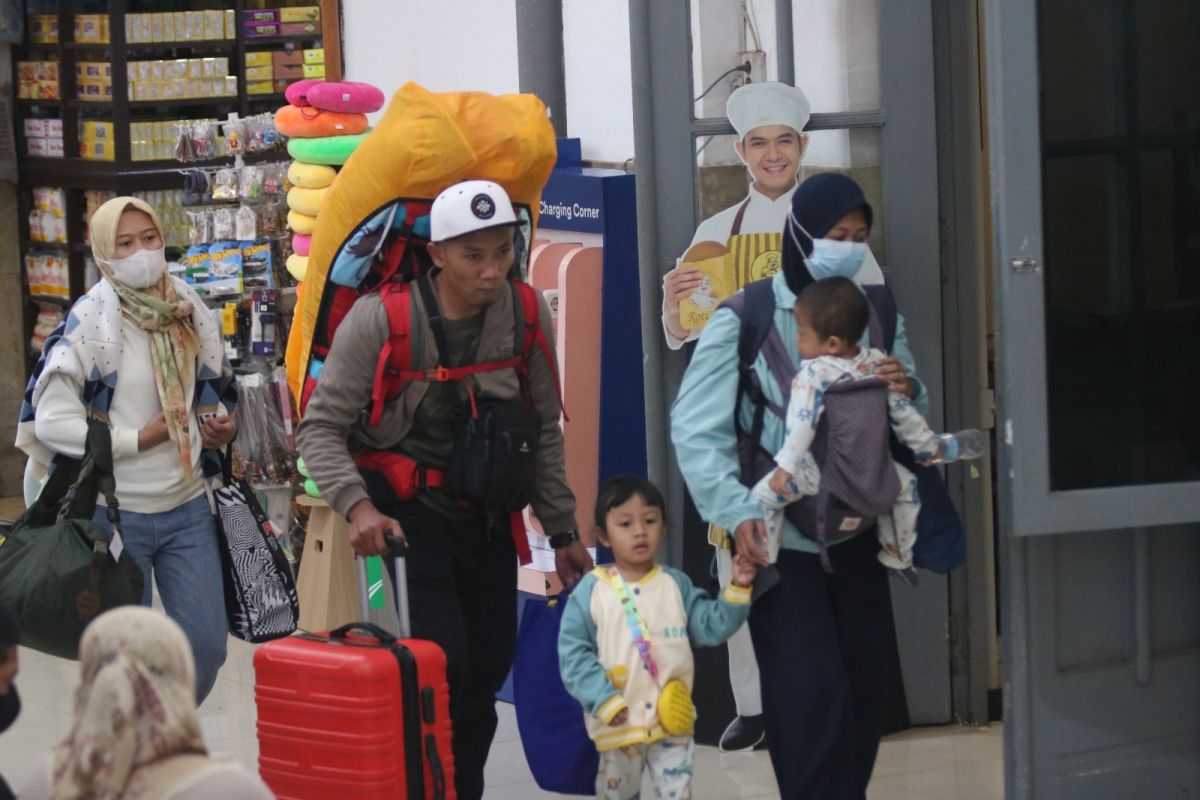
[720,278,777,442]
[370,281,415,427]
[511,280,567,420]
[415,271,451,366]
[862,283,898,354]
[731,278,777,371]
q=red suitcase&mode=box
[254,536,455,799]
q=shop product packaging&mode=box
[280,21,320,37]
[274,63,304,81]
[244,22,281,38]
[242,242,276,292]
[303,48,325,64]
[273,49,304,67]
[246,51,273,68]
[232,370,297,486]
[244,9,280,23]
[280,6,321,23]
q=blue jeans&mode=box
[92,493,228,703]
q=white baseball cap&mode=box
[726,82,812,140]
[430,180,521,243]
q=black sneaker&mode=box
[718,714,766,752]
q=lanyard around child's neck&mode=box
[607,566,660,682]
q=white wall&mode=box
[341,0,521,126]
[342,0,635,163]
[562,2,635,163]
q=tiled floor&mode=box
[0,635,1003,799]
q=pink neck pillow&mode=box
[285,79,321,108]
[306,81,386,114]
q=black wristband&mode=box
[549,530,580,549]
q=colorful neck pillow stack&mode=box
[278,79,384,282]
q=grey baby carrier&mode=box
[724,280,901,572]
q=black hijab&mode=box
[781,172,875,295]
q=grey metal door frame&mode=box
[629,0,955,724]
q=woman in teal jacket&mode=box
[670,173,923,799]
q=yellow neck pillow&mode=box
[287,185,329,217]
[287,161,336,189]
[287,209,317,235]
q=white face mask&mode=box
[108,247,167,289]
[787,213,868,280]
[856,246,886,284]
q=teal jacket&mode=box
[670,272,928,554]
[557,565,750,746]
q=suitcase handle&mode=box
[329,621,397,645]
[354,533,412,638]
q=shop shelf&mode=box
[241,34,324,46]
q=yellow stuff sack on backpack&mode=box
[285,82,558,407]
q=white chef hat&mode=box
[726,82,812,140]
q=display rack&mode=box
[13,0,342,371]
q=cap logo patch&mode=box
[471,194,496,220]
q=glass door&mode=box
[988,0,1200,536]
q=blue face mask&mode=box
[787,213,868,280]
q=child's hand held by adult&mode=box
[730,553,757,587]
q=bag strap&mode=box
[862,284,898,354]
[726,279,778,447]
[511,280,567,420]
[415,271,452,367]
[607,567,661,684]
[368,275,566,428]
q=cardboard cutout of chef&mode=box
[661,82,885,350]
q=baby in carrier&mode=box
[753,276,942,586]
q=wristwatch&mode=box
[549,530,581,549]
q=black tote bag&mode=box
[0,421,144,660]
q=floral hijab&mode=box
[50,608,207,800]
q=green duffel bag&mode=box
[0,420,144,660]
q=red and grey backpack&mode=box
[299,199,563,564]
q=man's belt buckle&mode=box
[414,465,429,490]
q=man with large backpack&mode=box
[297,180,592,800]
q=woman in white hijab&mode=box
[19,607,271,800]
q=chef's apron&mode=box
[708,197,784,550]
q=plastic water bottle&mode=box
[928,429,987,464]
